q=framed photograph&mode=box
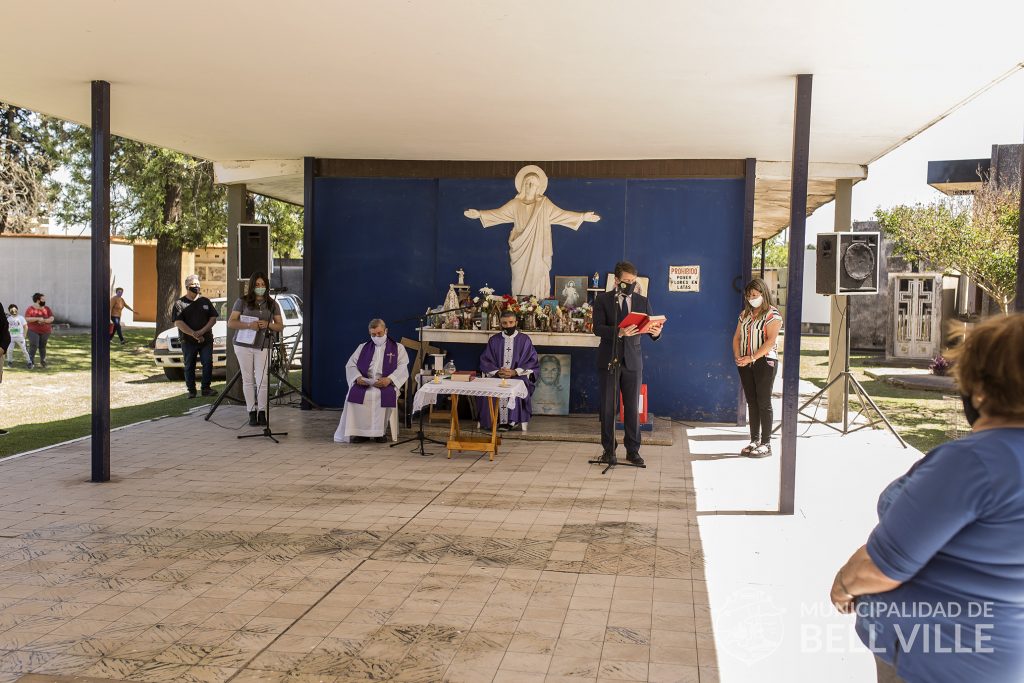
[605,273,650,297]
[540,298,558,313]
[533,354,571,416]
[554,276,587,309]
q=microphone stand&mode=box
[390,303,476,456]
[238,325,287,443]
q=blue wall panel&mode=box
[310,174,745,421]
[310,178,437,405]
[625,180,746,420]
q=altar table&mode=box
[412,377,529,461]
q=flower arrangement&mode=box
[500,294,520,314]
[474,293,505,311]
[479,284,495,298]
[517,296,540,316]
[572,302,593,318]
[929,355,952,377]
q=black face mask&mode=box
[618,281,636,296]
[187,286,200,294]
[961,394,981,426]
[502,326,517,336]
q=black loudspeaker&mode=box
[815,231,880,295]
[237,224,272,281]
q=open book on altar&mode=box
[618,312,666,334]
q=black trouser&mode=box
[27,331,49,365]
[181,340,213,392]
[738,356,777,443]
[109,316,123,342]
[600,364,641,455]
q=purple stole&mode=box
[347,338,399,408]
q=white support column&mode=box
[826,179,853,422]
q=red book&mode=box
[618,312,666,334]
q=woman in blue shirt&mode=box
[831,314,1024,683]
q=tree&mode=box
[0,103,55,234]
[44,118,226,342]
[752,234,789,271]
[253,195,303,258]
[875,180,1019,314]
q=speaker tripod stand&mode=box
[772,295,907,448]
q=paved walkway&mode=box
[0,397,921,683]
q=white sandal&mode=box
[748,443,772,458]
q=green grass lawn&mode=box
[1,328,228,458]
[793,336,957,454]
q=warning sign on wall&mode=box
[669,265,700,292]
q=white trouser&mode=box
[234,344,269,412]
[6,340,28,364]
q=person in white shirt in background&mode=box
[6,304,30,369]
[334,319,410,444]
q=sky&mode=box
[803,67,1024,242]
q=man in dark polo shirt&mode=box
[172,274,219,399]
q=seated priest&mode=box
[334,318,410,443]
[478,310,540,432]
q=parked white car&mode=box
[153,293,304,381]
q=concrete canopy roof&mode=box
[2,1,1022,237]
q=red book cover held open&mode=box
[618,313,666,334]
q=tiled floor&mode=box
[0,405,715,683]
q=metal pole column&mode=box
[225,184,246,403]
[91,80,111,483]
[779,74,813,515]
[738,157,756,424]
[827,179,853,421]
[301,157,315,409]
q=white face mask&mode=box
[748,296,764,309]
[371,335,387,346]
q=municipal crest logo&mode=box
[715,587,785,664]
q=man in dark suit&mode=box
[592,261,663,466]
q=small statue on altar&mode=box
[592,271,601,289]
[456,267,466,285]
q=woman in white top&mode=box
[226,272,284,427]
[732,279,783,457]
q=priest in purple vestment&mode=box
[478,310,540,431]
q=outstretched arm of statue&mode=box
[466,200,517,228]
[548,201,599,231]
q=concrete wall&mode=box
[801,251,830,328]
[848,221,895,350]
[0,235,222,326]
[110,243,135,324]
[0,235,93,325]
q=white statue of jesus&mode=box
[464,165,600,299]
